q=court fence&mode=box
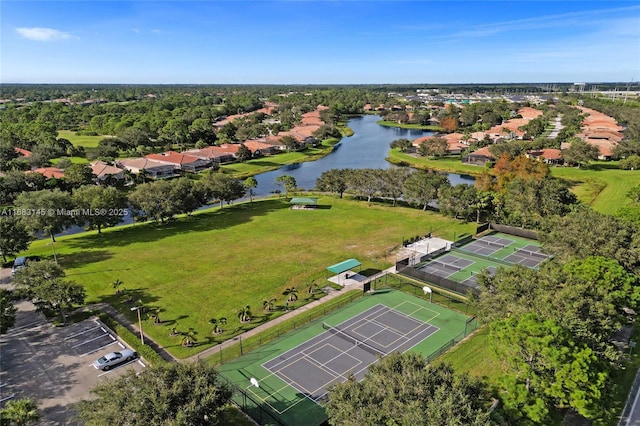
[393,261,480,297]
[372,273,477,316]
[218,374,285,426]
[209,290,363,366]
[371,274,480,364]
[487,223,539,240]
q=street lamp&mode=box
[130,306,145,345]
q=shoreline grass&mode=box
[377,120,443,132]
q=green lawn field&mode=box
[22,197,474,358]
[58,130,111,148]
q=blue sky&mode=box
[2,1,639,84]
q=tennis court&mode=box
[216,289,471,426]
[262,304,438,402]
[459,235,513,256]
[504,244,551,267]
[418,254,474,277]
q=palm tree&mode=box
[236,305,251,323]
[0,397,40,425]
[263,298,277,312]
[210,317,227,334]
[168,324,180,336]
[181,327,196,347]
[283,287,298,302]
[150,307,162,325]
[306,282,319,295]
[111,279,123,294]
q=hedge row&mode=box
[98,313,167,366]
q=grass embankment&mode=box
[23,197,474,359]
[388,149,487,175]
[388,150,640,214]
[377,120,443,132]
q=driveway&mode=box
[1,309,145,424]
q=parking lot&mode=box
[0,311,145,425]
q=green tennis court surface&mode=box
[216,289,472,426]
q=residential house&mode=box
[462,147,495,165]
[242,140,281,156]
[14,147,32,158]
[526,149,563,165]
[117,158,179,179]
[32,167,65,179]
[90,161,125,182]
[184,146,236,163]
[145,151,212,173]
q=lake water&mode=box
[52,115,475,238]
[252,114,475,195]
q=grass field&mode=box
[217,289,472,426]
[22,197,474,358]
[50,156,90,165]
[58,130,112,148]
[550,162,640,214]
[388,150,640,214]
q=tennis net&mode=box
[476,239,505,248]
[515,248,549,260]
[322,322,386,357]
[428,259,462,272]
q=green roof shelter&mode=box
[290,197,318,208]
[327,258,361,275]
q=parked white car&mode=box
[93,349,137,371]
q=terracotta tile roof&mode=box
[242,140,280,153]
[33,167,65,179]
[185,146,236,160]
[145,151,204,165]
[517,107,543,120]
[15,147,32,158]
[117,157,176,170]
[528,148,563,160]
[469,146,494,158]
[217,144,242,154]
[90,161,124,178]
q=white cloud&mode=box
[15,27,73,42]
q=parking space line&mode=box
[6,322,47,336]
[72,333,110,348]
[96,360,139,377]
[79,338,118,357]
[0,394,15,403]
[63,326,100,340]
